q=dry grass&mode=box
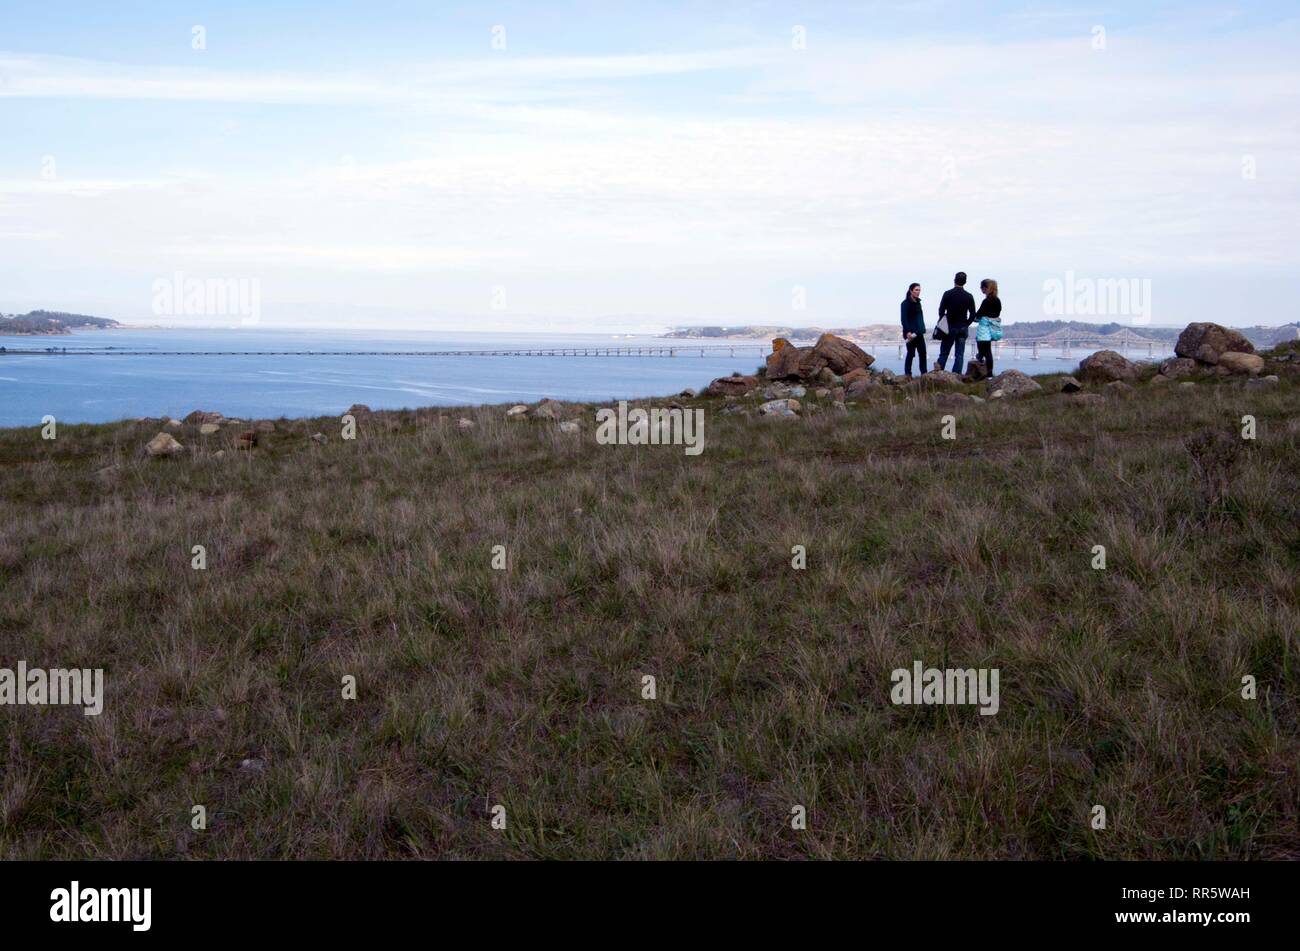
[1,363,1298,859]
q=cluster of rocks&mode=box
[141,409,281,459]
[504,398,580,433]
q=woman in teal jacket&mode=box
[974,278,1002,374]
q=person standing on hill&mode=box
[901,282,927,377]
[974,278,1002,375]
[935,272,977,374]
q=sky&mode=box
[1,1,1298,333]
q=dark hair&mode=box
[954,272,967,286]
[906,282,920,297]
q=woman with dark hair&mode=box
[974,278,1002,375]
[901,282,927,377]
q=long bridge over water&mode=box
[0,344,773,358]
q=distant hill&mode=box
[664,320,1300,349]
[0,310,122,335]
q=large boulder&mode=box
[766,338,812,381]
[918,369,964,389]
[1217,351,1265,376]
[145,432,184,457]
[1060,377,1083,393]
[1078,349,1138,383]
[805,333,874,376]
[704,374,759,397]
[986,369,1043,399]
[1175,322,1255,365]
[1160,357,1198,379]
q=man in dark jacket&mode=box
[936,272,976,374]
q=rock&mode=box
[703,374,759,397]
[815,367,837,386]
[878,369,899,384]
[456,418,475,430]
[833,401,847,412]
[213,450,225,459]
[788,385,807,398]
[1160,357,1198,378]
[832,386,845,402]
[255,420,275,433]
[557,420,580,434]
[1069,393,1106,407]
[1149,373,1170,384]
[844,378,873,401]
[718,404,749,417]
[968,395,985,404]
[806,333,875,376]
[145,432,184,457]
[841,368,871,387]
[815,387,830,398]
[184,410,223,425]
[766,338,812,381]
[1245,375,1279,389]
[235,431,258,450]
[531,399,563,420]
[679,388,697,398]
[763,383,792,400]
[934,393,972,409]
[918,369,963,389]
[310,432,327,444]
[505,404,529,418]
[1217,351,1265,376]
[759,398,801,417]
[1060,377,1083,393]
[1078,349,1139,382]
[165,418,183,428]
[986,369,1042,399]
[1105,380,1135,397]
[346,404,372,416]
[199,423,220,435]
[1175,322,1255,365]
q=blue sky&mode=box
[2,1,1298,331]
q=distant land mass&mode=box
[0,310,122,335]
[663,320,1300,350]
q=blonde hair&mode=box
[982,278,999,297]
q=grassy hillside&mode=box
[1,356,1298,859]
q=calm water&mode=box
[0,328,1169,427]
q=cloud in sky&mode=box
[1,1,1298,331]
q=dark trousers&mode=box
[937,329,968,374]
[976,340,993,375]
[904,335,927,376]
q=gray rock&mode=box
[145,432,184,457]
[986,369,1043,399]
[759,398,801,417]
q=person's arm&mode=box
[938,292,948,321]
